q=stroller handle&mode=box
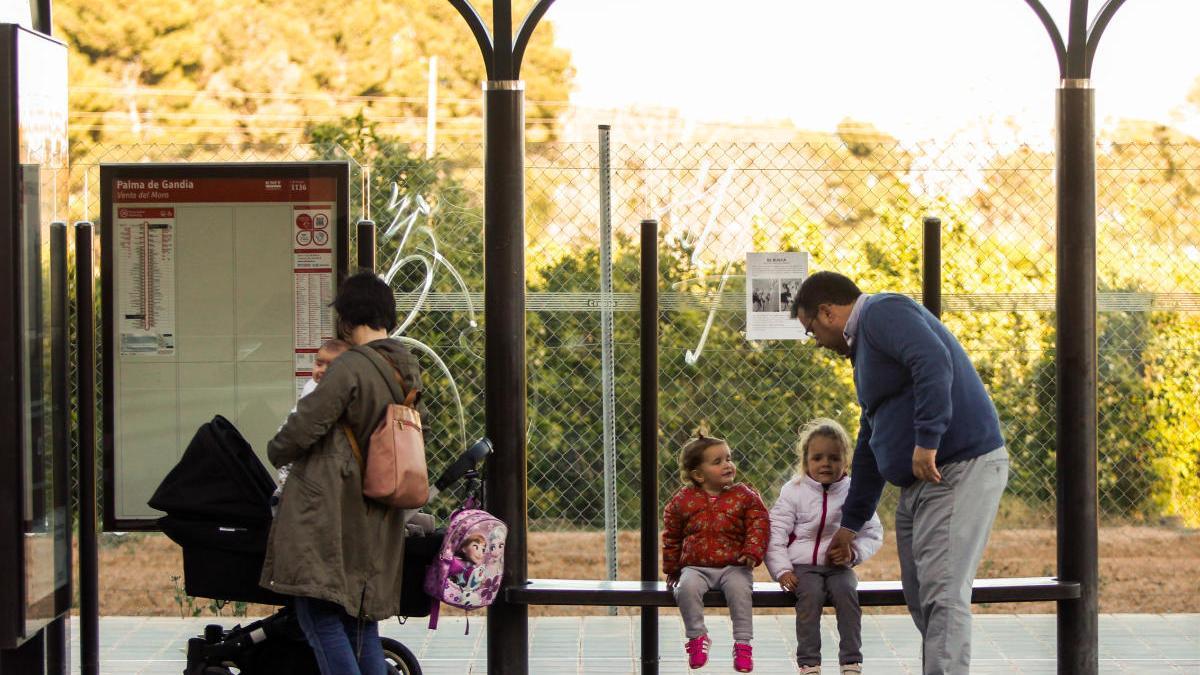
[433,437,493,492]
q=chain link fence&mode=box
[68,135,1200,560]
[517,138,1199,536]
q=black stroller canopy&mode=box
[149,415,276,523]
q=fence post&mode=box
[74,221,99,675]
[47,222,69,675]
[356,219,376,272]
[598,125,618,606]
[922,216,941,318]
[640,219,660,674]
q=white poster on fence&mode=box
[746,251,809,341]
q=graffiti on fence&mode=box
[651,160,765,365]
[378,183,477,451]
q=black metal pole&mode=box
[639,220,660,674]
[356,219,376,272]
[34,0,52,35]
[922,216,941,319]
[483,79,528,675]
[47,222,68,675]
[1056,81,1099,675]
[74,222,99,675]
[1021,2,1122,672]
[43,619,65,675]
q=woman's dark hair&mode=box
[678,435,728,487]
[333,270,397,335]
[790,271,862,319]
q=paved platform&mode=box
[69,613,1198,674]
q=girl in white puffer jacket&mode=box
[766,418,883,675]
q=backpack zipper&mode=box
[812,484,830,565]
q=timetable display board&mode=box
[100,163,350,530]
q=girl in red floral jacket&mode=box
[663,435,770,672]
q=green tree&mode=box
[1099,120,1200,248]
[292,116,1200,529]
[55,0,574,161]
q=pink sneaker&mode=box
[733,642,754,672]
[685,634,711,669]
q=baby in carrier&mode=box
[271,338,350,515]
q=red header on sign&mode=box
[117,207,175,219]
[112,177,337,203]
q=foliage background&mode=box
[53,1,1200,540]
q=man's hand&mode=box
[826,527,857,567]
[912,446,941,483]
[666,573,679,590]
[778,571,798,592]
[735,554,754,568]
[828,546,857,567]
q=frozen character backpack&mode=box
[423,502,507,630]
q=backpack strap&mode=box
[351,344,420,407]
[427,599,440,630]
[342,425,364,469]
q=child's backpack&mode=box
[422,503,507,630]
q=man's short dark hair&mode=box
[333,270,398,333]
[790,271,862,319]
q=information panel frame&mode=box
[100,161,351,531]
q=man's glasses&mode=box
[799,315,815,339]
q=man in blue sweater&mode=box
[790,271,1009,675]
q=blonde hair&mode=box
[795,418,852,478]
[678,435,728,487]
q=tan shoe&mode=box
[799,666,822,674]
[840,664,862,674]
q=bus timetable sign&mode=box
[100,162,350,530]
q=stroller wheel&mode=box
[381,637,421,675]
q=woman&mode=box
[260,271,427,675]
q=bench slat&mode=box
[506,577,1080,607]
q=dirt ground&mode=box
[81,525,1197,618]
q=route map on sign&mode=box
[115,207,177,355]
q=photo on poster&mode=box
[750,278,780,313]
[778,278,802,312]
[745,252,809,341]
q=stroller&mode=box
[149,415,491,675]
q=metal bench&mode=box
[507,576,1080,607]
